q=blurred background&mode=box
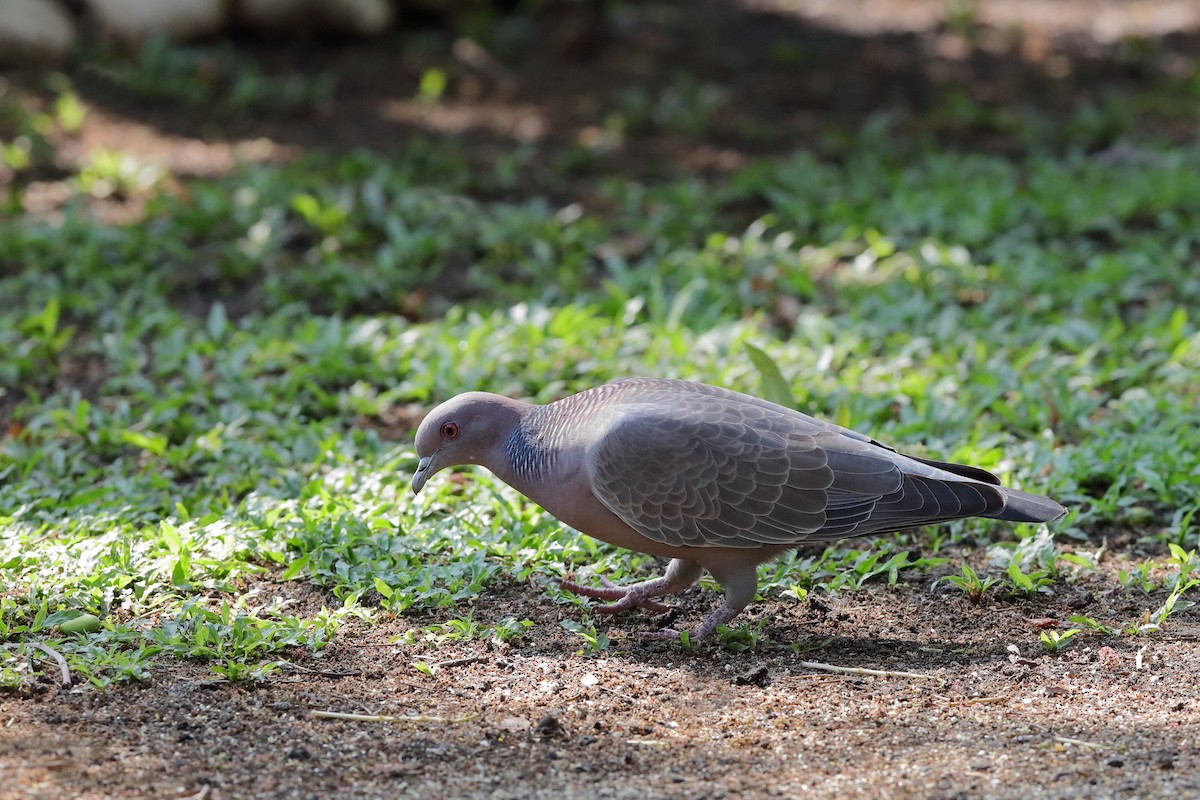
[5,0,1200,232]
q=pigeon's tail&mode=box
[908,454,1065,524]
[990,486,1067,523]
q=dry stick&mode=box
[179,786,211,800]
[280,663,430,690]
[795,660,933,680]
[310,710,478,724]
[283,663,361,678]
[1053,735,1106,750]
[596,683,637,703]
[428,655,488,671]
[31,643,71,687]
[943,696,1008,707]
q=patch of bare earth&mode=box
[3,573,1198,800]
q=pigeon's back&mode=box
[570,378,1063,549]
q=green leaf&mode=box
[373,577,394,599]
[160,520,182,553]
[171,555,192,589]
[121,429,168,457]
[1007,561,1033,593]
[418,68,447,102]
[206,301,228,340]
[744,342,794,407]
[281,553,311,581]
[21,297,60,339]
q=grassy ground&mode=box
[2,4,1200,798]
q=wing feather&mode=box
[583,380,1011,548]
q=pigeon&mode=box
[411,378,1066,640]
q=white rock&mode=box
[84,0,227,48]
[0,0,77,65]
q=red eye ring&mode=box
[441,422,460,440]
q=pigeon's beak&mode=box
[412,456,433,495]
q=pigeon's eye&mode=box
[441,422,460,440]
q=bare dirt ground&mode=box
[4,2,1200,798]
[5,574,1199,800]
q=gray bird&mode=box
[411,378,1065,640]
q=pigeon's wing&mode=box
[585,391,1004,548]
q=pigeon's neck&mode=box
[497,387,622,492]
[502,406,561,486]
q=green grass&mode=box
[2,65,1200,687]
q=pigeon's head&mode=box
[411,392,527,494]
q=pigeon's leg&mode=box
[640,562,758,641]
[560,558,701,615]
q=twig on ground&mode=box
[428,655,488,671]
[795,660,933,680]
[310,710,478,724]
[596,683,637,703]
[31,643,71,687]
[283,663,361,678]
[942,696,1008,707]
[1054,735,1106,750]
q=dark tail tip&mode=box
[992,487,1067,523]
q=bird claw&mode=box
[559,577,674,615]
[597,597,673,615]
[636,604,743,643]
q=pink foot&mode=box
[559,576,674,615]
[636,604,743,642]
